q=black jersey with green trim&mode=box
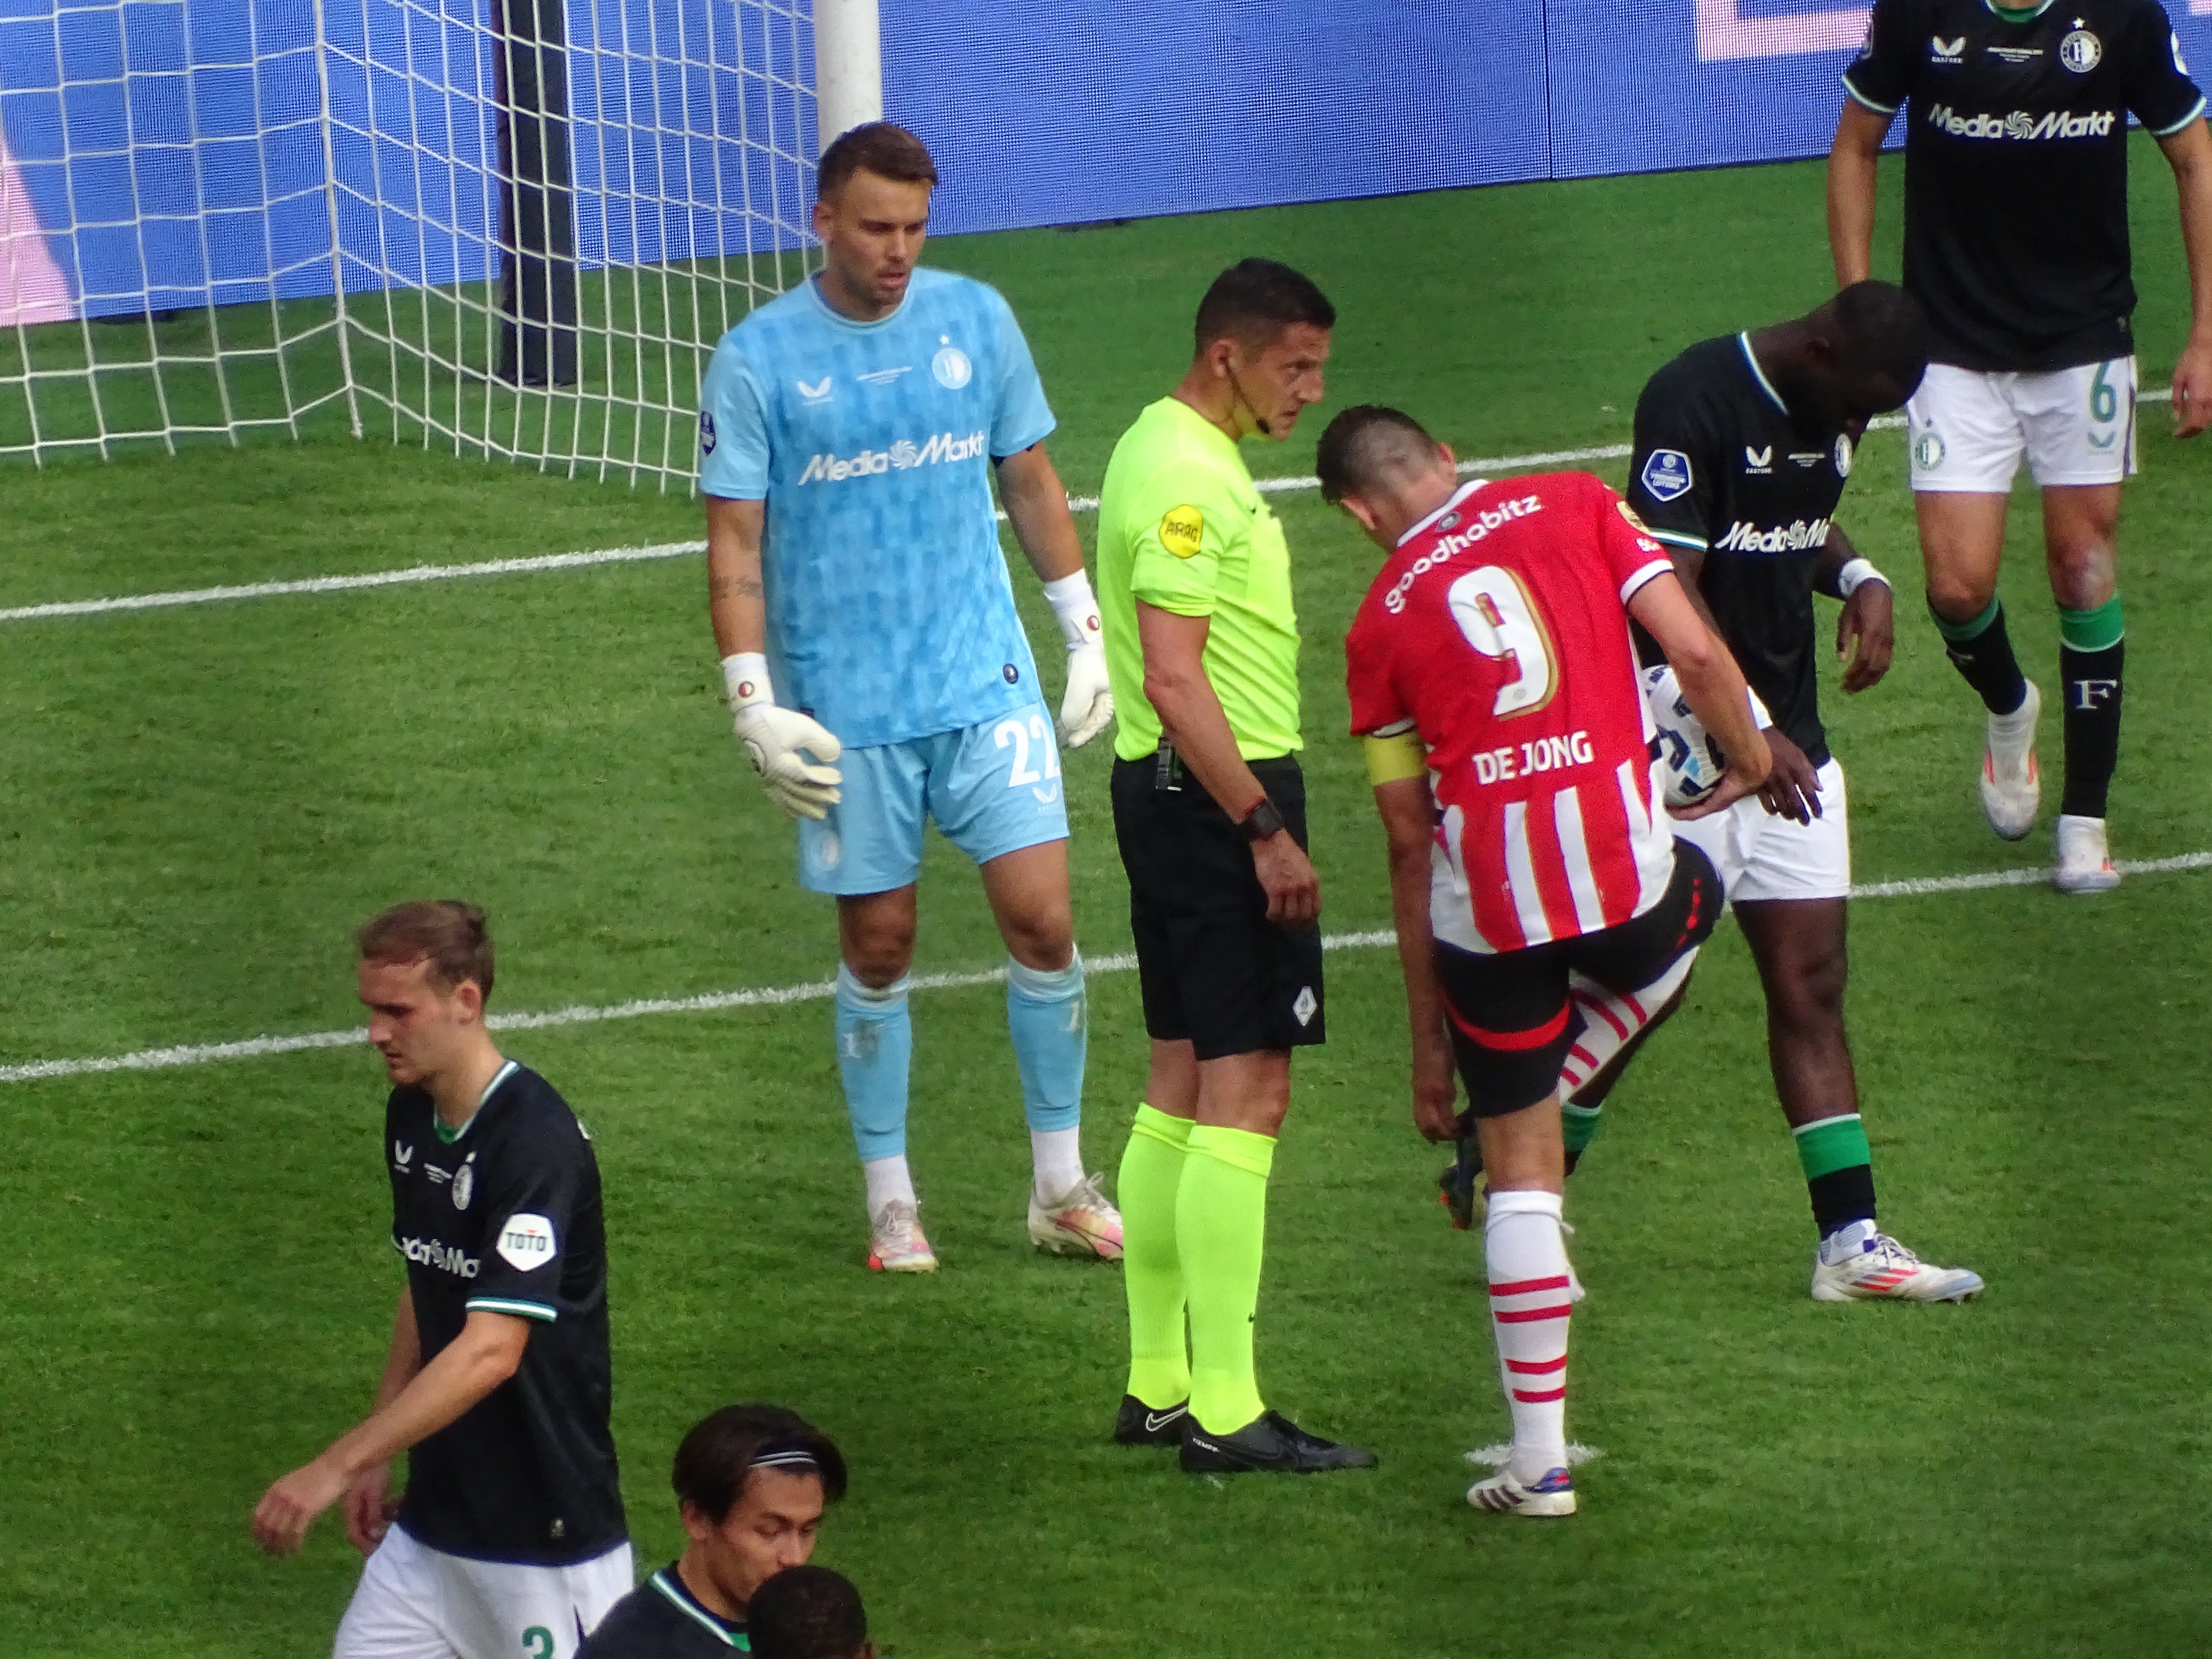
[1626,334,1854,769]
[1843,0,2204,370]
[577,1566,750,1656]
[386,1060,624,1565]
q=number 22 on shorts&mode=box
[995,714,1063,803]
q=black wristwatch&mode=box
[1238,795,1287,843]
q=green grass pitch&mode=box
[3,142,2210,1657]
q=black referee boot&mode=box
[1112,1394,1189,1447]
[1180,1411,1376,1474]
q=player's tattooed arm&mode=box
[704,495,770,657]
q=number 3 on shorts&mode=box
[995,714,1063,795]
[521,1628,554,1659]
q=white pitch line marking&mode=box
[2,850,2203,1084]
[17,391,2177,625]
[0,542,705,623]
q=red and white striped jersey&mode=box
[1345,473,1678,955]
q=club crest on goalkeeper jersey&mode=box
[698,269,1058,749]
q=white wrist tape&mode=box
[722,652,773,708]
[1042,570,1104,652]
[1836,558,1888,600]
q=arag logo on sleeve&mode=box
[497,1213,559,1272]
[1159,506,1205,559]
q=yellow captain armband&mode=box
[1362,729,1429,787]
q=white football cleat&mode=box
[1467,1464,1577,1518]
[867,1199,938,1273]
[1028,1173,1124,1260]
[1810,1225,1982,1303]
[2053,813,2121,895]
[1979,681,2040,841]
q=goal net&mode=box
[0,0,830,487]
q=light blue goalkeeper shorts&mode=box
[796,699,1069,896]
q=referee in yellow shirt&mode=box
[1096,259,1371,1474]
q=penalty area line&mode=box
[2,849,2204,1086]
[36,394,2198,626]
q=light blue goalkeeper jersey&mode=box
[697,268,1057,749]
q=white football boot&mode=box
[2053,813,2121,895]
[1979,681,2041,841]
[1467,1464,1577,1518]
[1027,1173,1124,1260]
[1810,1222,1982,1303]
[867,1199,938,1273]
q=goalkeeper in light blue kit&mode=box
[697,122,1120,1272]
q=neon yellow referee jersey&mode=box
[1096,396,1302,764]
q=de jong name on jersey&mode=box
[386,1059,624,1566]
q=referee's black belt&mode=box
[1141,740,1299,793]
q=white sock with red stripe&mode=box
[1484,1187,1573,1484]
[1556,953,1698,1098]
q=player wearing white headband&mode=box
[579,1405,847,1658]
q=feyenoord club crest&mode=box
[452,1160,474,1210]
[932,338,972,388]
[2061,28,2101,73]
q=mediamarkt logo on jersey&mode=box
[1926,103,2117,141]
[1715,516,1831,554]
[798,429,987,484]
[399,1235,481,1278]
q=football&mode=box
[1641,663,1726,808]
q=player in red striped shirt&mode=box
[1324,405,1770,1518]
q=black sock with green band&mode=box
[2059,597,2124,819]
[1793,1113,1876,1239]
[1929,597,2029,717]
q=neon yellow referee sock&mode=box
[1120,1105,1194,1408]
[1178,1124,1276,1435]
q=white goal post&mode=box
[0,0,880,487]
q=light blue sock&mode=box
[1006,951,1086,1134]
[835,964,912,1162]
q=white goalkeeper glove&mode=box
[722,654,843,821]
[1044,569,1114,748]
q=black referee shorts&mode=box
[1110,751,1325,1062]
[1437,839,1720,1119]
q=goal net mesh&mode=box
[0,0,816,487]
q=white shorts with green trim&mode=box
[1669,757,1850,906]
[1905,358,2137,493]
[334,1523,632,1659]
